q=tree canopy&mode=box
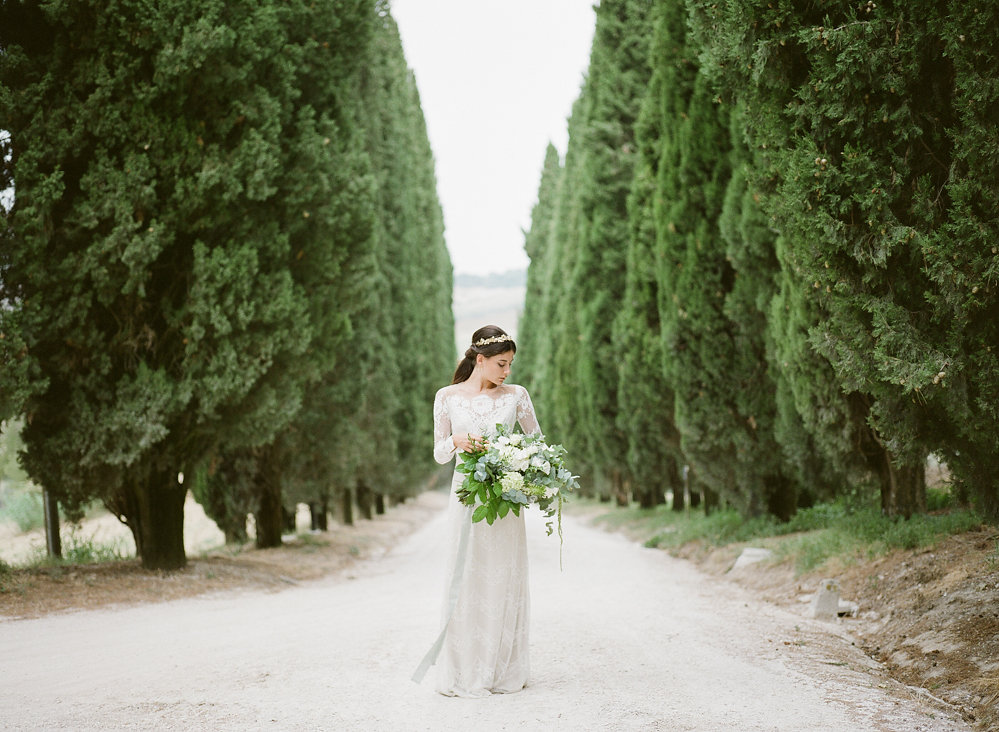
[520,0,999,521]
[0,0,454,567]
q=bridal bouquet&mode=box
[455,425,579,541]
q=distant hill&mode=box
[453,269,527,288]
[451,271,527,357]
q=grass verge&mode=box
[581,496,984,575]
[10,531,132,575]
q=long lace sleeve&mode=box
[433,388,457,464]
[515,385,543,436]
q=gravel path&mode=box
[0,491,968,731]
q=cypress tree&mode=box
[199,4,454,544]
[716,105,800,519]
[0,0,375,567]
[613,0,685,510]
[516,143,562,401]
[543,100,586,479]
[362,8,452,496]
[545,0,653,503]
[692,0,999,517]
[922,4,999,517]
[655,68,738,511]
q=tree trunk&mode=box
[375,493,386,515]
[671,485,685,512]
[309,501,329,531]
[683,464,701,510]
[224,524,247,545]
[340,487,354,526]
[43,488,61,558]
[356,481,373,521]
[254,461,283,548]
[124,472,187,570]
[880,455,927,519]
[766,475,797,522]
[282,504,296,534]
[612,469,629,507]
[701,484,719,516]
[667,456,684,512]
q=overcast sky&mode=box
[390,1,596,276]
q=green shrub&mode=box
[60,531,130,564]
[608,497,983,573]
[0,557,12,593]
[926,485,956,512]
[0,487,44,532]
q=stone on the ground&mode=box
[809,578,841,621]
[730,547,773,572]
[837,600,859,617]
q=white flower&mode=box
[531,456,552,475]
[498,445,529,472]
[500,471,525,494]
[510,454,530,472]
[507,433,523,446]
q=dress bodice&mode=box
[433,384,541,464]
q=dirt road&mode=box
[0,491,967,731]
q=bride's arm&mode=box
[433,388,458,464]
[515,385,543,436]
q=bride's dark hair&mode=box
[452,325,517,384]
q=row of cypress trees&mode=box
[0,0,454,569]
[518,0,999,522]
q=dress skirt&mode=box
[435,470,530,697]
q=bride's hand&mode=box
[455,432,484,453]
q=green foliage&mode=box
[10,529,132,569]
[519,0,999,527]
[454,425,577,536]
[273,6,453,523]
[656,58,741,509]
[1,0,454,561]
[689,0,999,519]
[0,419,27,483]
[774,510,985,574]
[634,498,982,574]
[189,459,252,544]
[58,530,131,564]
[612,0,684,510]
[0,557,12,594]
[925,485,957,513]
[0,0,451,566]
[516,143,561,399]
[986,541,999,572]
[522,0,652,501]
[0,484,43,532]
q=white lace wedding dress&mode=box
[419,382,542,697]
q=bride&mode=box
[413,325,542,697]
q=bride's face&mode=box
[478,350,514,386]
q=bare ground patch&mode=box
[583,505,999,730]
[0,491,442,620]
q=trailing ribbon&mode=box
[411,505,472,683]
